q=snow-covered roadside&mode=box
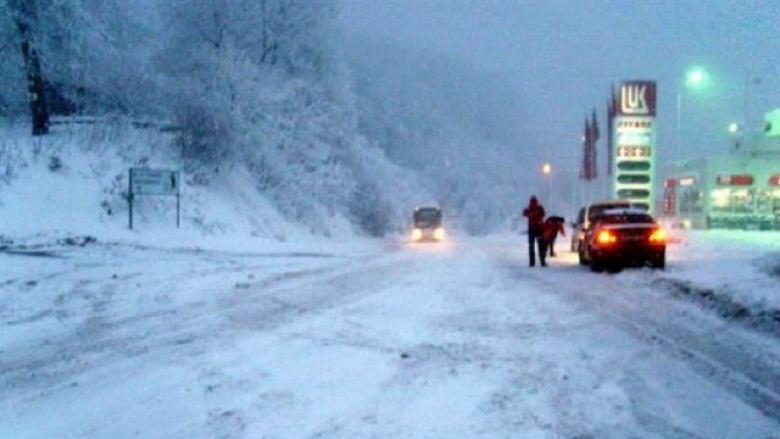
[655,229,780,334]
[666,229,780,303]
[481,228,780,337]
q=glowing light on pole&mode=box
[542,163,552,207]
[728,122,743,149]
[676,67,709,164]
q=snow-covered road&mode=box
[2,235,779,438]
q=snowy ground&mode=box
[2,230,779,438]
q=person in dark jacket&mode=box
[522,195,546,267]
[542,215,566,257]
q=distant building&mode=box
[661,109,780,230]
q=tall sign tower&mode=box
[612,80,657,213]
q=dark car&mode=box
[578,208,666,272]
[570,200,632,252]
[411,206,445,242]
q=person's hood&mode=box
[529,196,538,208]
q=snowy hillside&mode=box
[347,39,539,233]
[0,49,542,241]
[0,0,551,239]
[0,119,317,246]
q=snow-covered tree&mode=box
[1,0,165,123]
[4,0,49,134]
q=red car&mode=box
[578,208,666,272]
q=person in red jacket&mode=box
[542,215,566,257]
[522,195,546,267]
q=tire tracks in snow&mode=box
[513,259,780,429]
[190,249,414,439]
[217,249,411,333]
[0,244,384,400]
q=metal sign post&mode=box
[129,171,134,230]
[128,168,181,230]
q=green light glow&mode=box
[729,123,739,134]
[685,67,708,90]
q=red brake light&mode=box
[596,229,617,245]
[649,228,666,244]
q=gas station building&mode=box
[661,109,780,230]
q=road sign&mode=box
[130,168,179,196]
[128,168,180,230]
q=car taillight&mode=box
[649,228,666,244]
[596,229,617,245]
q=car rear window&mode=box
[588,204,630,221]
[599,212,654,225]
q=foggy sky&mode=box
[338,0,779,180]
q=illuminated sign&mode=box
[616,118,653,131]
[612,80,657,215]
[617,188,650,198]
[716,174,753,186]
[679,177,696,186]
[617,132,650,144]
[619,81,657,116]
[662,184,676,215]
[765,109,780,137]
[617,146,651,158]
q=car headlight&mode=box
[433,227,445,240]
[412,228,423,241]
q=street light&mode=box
[676,67,709,165]
[542,163,552,208]
[686,68,708,89]
[729,122,743,149]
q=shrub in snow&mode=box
[48,156,63,172]
[348,181,392,237]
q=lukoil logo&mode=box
[621,84,649,115]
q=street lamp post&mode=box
[675,67,708,165]
[676,91,682,165]
[542,163,552,209]
[729,122,743,149]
